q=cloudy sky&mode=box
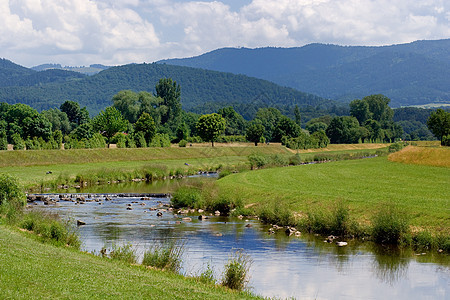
[1,0,449,67]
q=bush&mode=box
[289,154,302,165]
[412,231,434,250]
[109,243,137,264]
[388,141,407,153]
[0,130,7,150]
[442,135,450,146]
[221,250,252,291]
[11,133,25,150]
[248,154,268,169]
[171,186,203,209]
[372,206,410,245]
[0,174,25,207]
[142,240,184,273]
[178,139,187,147]
[149,133,171,147]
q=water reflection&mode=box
[34,193,449,299]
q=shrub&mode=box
[442,135,450,147]
[218,170,232,179]
[171,186,203,209]
[371,205,409,245]
[221,250,252,291]
[289,154,302,165]
[178,139,187,147]
[258,205,296,227]
[0,130,7,150]
[269,154,289,166]
[109,243,137,264]
[149,133,171,147]
[11,133,25,150]
[388,141,407,153]
[142,240,184,273]
[248,154,268,169]
[0,174,25,207]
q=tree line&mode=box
[0,78,448,151]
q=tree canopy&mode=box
[196,113,226,147]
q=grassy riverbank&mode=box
[217,155,450,234]
[0,223,258,299]
[0,143,389,190]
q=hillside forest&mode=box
[1,77,448,151]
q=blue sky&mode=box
[1,0,448,67]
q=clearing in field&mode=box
[388,145,450,168]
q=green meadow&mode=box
[217,156,450,233]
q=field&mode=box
[0,224,258,299]
[389,145,450,168]
[217,155,450,233]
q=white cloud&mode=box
[0,0,448,66]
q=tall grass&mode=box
[221,250,252,291]
[142,240,185,273]
[371,205,410,245]
[109,243,137,264]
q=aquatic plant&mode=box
[221,250,252,291]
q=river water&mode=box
[34,179,449,299]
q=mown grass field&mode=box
[0,224,258,299]
[217,156,450,233]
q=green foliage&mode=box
[171,186,203,209]
[178,139,187,147]
[155,78,182,129]
[112,90,140,123]
[0,130,7,150]
[442,135,450,146]
[19,211,80,248]
[0,174,25,207]
[218,106,246,135]
[372,205,410,245]
[148,133,171,147]
[258,205,296,227]
[427,109,450,145]
[109,243,137,264]
[142,240,184,273]
[326,116,362,144]
[245,121,265,146]
[11,133,24,150]
[221,250,252,291]
[196,113,226,147]
[248,153,268,169]
[284,130,329,150]
[198,262,216,284]
[388,141,407,153]
[92,106,128,142]
[135,112,156,144]
[134,131,147,148]
[272,115,301,142]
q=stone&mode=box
[182,217,192,222]
[77,220,86,226]
[127,207,133,210]
[245,223,252,228]
[156,212,163,217]
[214,210,220,216]
[336,241,348,247]
[198,209,204,213]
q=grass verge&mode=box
[0,225,259,299]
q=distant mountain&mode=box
[0,62,337,119]
[159,39,450,107]
[0,58,86,87]
[32,63,110,76]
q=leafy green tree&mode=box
[175,122,189,142]
[11,133,24,150]
[0,174,25,207]
[155,78,182,129]
[138,91,164,126]
[196,113,226,147]
[326,116,361,144]
[246,121,265,146]
[23,114,52,141]
[306,121,327,134]
[60,101,81,125]
[364,94,393,124]
[70,123,93,140]
[273,116,301,142]
[427,109,450,145]
[112,90,140,123]
[135,113,156,144]
[218,106,246,135]
[41,108,71,134]
[92,107,128,143]
[350,99,370,125]
[255,107,283,141]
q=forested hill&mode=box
[159,39,450,107]
[0,62,336,118]
[0,58,87,87]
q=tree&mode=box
[326,116,361,144]
[272,116,301,142]
[135,113,156,144]
[363,94,393,124]
[41,108,71,134]
[218,106,246,135]
[246,121,265,146]
[60,101,81,125]
[350,99,370,125]
[427,109,450,145]
[0,130,7,150]
[155,78,182,129]
[294,105,301,127]
[196,113,226,147]
[175,122,189,142]
[112,90,140,123]
[92,107,128,143]
[255,107,283,142]
[23,114,52,141]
